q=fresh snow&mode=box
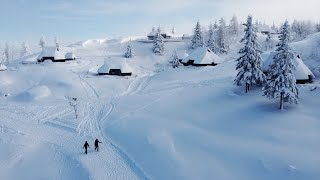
[0,33,320,180]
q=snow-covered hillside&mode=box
[0,34,319,180]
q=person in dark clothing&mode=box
[83,141,90,154]
[94,139,102,152]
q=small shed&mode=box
[38,47,76,62]
[0,63,7,71]
[262,52,314,84]
[181,47,222,66]
[98,60,132,76]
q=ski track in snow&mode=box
[98,101,152,180]
[70,65,154,179]
[72,70,99,100]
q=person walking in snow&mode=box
[94,139,102,152]
[83,141,90,154]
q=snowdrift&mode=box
[13,85,52,102]
[291,32,320,75]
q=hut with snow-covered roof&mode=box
[147,27,173,40]
[98,59,132,76]
[257,24,277,35]
[37,47,76,62]
[181,47,222,66]
[0,63,7,71]
[262,52,314,84]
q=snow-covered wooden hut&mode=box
[37,47,76,62]
[257,25,277,35]
[98,60,132,76]
[262,52,314,84]
[181,47,222,66]
[147,28,173,40]
[0,63,7,71]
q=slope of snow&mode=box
[1,33,319,180]
[291,32,320,76]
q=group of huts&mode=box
[5,30,313,84]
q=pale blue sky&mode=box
[1,0,319,45]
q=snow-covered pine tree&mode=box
[207,23,218,53]
[55,36,60,51]
[20,41,30,58]
[4,43,9,64]
[213,20,219,29]
[271,23,277,32]
[291,20,313,41]
[39,36,46,49]
[265,33,274,50]
[229,15,239,36]
[191,21,205,49]
[235,15,266,93]
[172,27,176,35]
[124,40,135,58]
[263,20,299,110]
[1,53,5,65]
[315,23,320,32]
[170,51,180,68]
[217,18,228,54]
[152,27,164,55]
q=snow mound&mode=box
[0,63,7,71]
[69,39,108,48]
[120,36,145,44]
[291,32,320,67]
[14,85,52,102]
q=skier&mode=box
[94,139,102,152]
[83,141,90,154]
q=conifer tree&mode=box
[235,15,266,93]
[172,27,176,35]
[213,20,219,29]
[265,33,274,50]
[55,36,59,51]
[124,40,135,58]
[191,21,205,49]
[39,36,46,49]
[152,27,164,55]
[263,21,299,110]
[229,15,239,36]
[207,23,218,53]
[4,43,9,64]
[217,18,228,54]
[170,51,180,68]
[20,41,30,58]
